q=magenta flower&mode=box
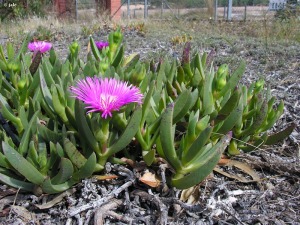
[28,41,52,53]
[95,41,109,50]
[70,77,143,119]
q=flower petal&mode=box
[70,77,143,118]
[95,41,109,50]
[28,41,52,53]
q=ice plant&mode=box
[0,30,294,195]
[95,41,109,50]
[70,77,143,118]
[28,41,52,53]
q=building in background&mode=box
[269,0,299,10]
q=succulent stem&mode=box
[99,119,110,154]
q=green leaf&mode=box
[202,68,215,115]
[0,45,7,62]
[0,152,10,168]
[46,142,59,173]
[27,141,39,168]
[239,99,268,138]
[89,36,101,61]
[0,60,7,72]
[38,141,48,173]
[217,61,246,98]
[65,106,77,130]
[172,153,220,189]
[111,45,124,68]
[41,177,75,194]
[215,95,243,135]
[52,85,68,123]
[7,43,15,61]
[265,123,296,145]
[185,132,231,172]
[42,60,55,86]
[172,133,231,189]
[27,70,40,96]
[63,138,87,168]
[239,133,268,152]
[0,100,23,134]
[16,33,30,60]
[173,89,192,124]
[18,111,39,156]
[182,127,213,165]
[141,81,155,124]
[218,87,241,115]
[39,68,55,113]
[72,152,97,180]
[0,172,34,192]
[143,149,156,166]
[2,142,45,185]
[160,104,182,170]
[107,106,142,155]
[38,124,63,143]
[166,60,177,81]
[75,100,99,153]
[51,158,74,184]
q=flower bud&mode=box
[99,61,109,72]
[215,64,228,91]
[129,64,146,85]
[254,79,264,94]
[17,77,27,90]
[113,31,123,44]
[69,41,79,56]
[228,140,240,155]
[217,64,229,76]
[181,42,191,65]
[7,62,20,72]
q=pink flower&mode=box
[28,41,52,53]
[95,41,109,50]
[70,77,143,119]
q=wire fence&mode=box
[61,0,296,21]
[120,0,274,21]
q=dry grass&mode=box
[0,12,299,44]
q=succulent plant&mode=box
[0,31,294,194]
[158,103,232,189]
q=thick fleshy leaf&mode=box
[0,172,34,192]
[3,142,45,185]
[51,158,74,184]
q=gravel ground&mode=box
[0,21,299,224]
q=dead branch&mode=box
[68,180,134,217]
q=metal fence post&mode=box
[227,0,232,21]
[75,0,78,21]
[161,0,163,20]
[214,0,218,21]
[144,0,148,19]
[127,0,130,19]
[134,0,136,18]
[244,4,247,21]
